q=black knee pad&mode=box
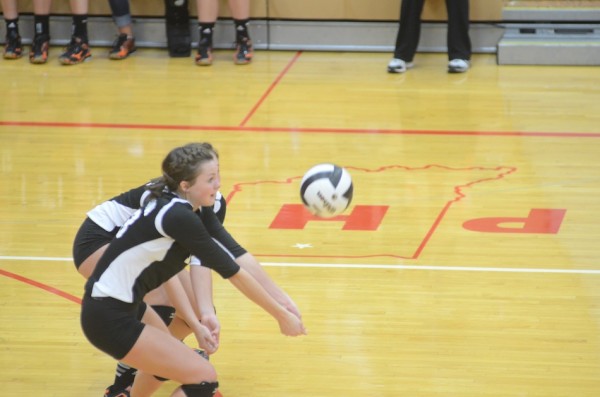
[194,348,209,361]
[151,305,176,326]
[181,381,219,397]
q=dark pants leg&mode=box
[109,0,132,28]
[393,0,426,62]
[446,0,471,60]
[109,0,130,18]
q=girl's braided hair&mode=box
[146,142,218,201]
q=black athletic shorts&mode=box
[80,293,147,360]
[72,217,118,269]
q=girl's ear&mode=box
[180,181,190,192]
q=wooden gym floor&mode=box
[1,47,600,397]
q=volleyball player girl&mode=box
[75,178,301,396]
[73,180,227,397]
[80,142,306,397]
[74,146,302,395]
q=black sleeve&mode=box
[162,203,240,279]
[199,208,247,259]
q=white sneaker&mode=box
[448,59,470,73]
[387,58,414,74]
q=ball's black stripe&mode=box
[329,165,343,187]
[343,183,354,206]
[300,171,335,201]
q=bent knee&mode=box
[195,366,217,384]
[179,358,217,385]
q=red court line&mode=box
[0,268,82,305]
[1,120,599,138]
[239,51,303,127]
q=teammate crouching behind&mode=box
[80,142,306,397]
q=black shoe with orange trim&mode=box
[3,30,23,59]
[195,37,213,66]
[233,36,253,65]
[59,36,91,65]
[109,34,136,60]
[29,34,50,64]
[103,384,130,397]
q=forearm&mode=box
[189,265,215,320]
[163,274,203,334]
[228,268,287,322]
[235,252,290,305]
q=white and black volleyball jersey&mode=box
[87,184,152,233]
[87,183,228,233]
[86,193,241,304]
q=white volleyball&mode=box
[300,163,353,218]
